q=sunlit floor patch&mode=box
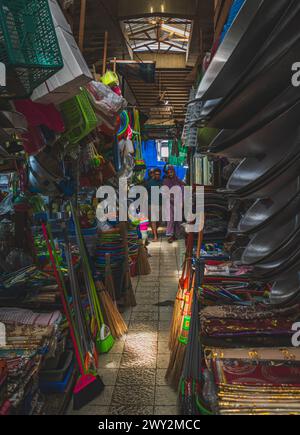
[68,235,181,415]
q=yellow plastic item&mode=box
[100,70,119,87]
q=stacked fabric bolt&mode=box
[204,347,300,415]
[200,303,300,348]
[0,267,59,307]
[0,308,66,415]
[95,228,125,272]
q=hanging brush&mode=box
[119,222,137,307]
[169,232,194,351]
[136,239,151,276]
[42,223,104,411]
[70,201,114,354]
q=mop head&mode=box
[136,240,151,276]
[73,374,105,410]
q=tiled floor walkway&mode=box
[69,237,182,415]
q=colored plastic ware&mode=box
[101,71,119,87]
[0,0,63,98]
[61,88,98,144]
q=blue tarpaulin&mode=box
[141,140,187,180]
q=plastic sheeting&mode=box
[141,140,187,180]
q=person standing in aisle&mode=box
[163,165,185,243]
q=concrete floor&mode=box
[68,237,182,415]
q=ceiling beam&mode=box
[118,0,198,19]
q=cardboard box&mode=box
[49,0,72,34]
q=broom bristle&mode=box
[99,289,128,338]
[124,273,137,307]
[166,343,186,390]
[169,285,185,350]
[137,241,151,275]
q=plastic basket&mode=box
[0,0,63,98]
[61,88,98,144]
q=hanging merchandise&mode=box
[60,88,98,145]
[31,0,93,105]
[117,110,131,140]
[28,151,65,196]
[0,0,63,99]
[101,70,119,88]
[15,100,65,133]
[86,81,127,132]
[168,139,187,167]
[79,142,105,188]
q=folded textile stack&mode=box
[0,267,59,307]
[200,304,299,347]
[0,308,68,415]
[204,347,300,415]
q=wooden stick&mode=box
[102,31,109,76]
[78,0,87,52]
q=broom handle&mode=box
[70,202,105,326]
[42,223,85,377]
[196,228,203,259]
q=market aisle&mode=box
[68,236,182,415]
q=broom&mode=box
[42,223,104,410]
[136,239,151,275]
[166,229,203,390]
[169,232,194,351]
[96,280,128,339]
[105,253,116,301]
[119,222,137,307]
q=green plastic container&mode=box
[0,0,63,98]
[61,88,98,144]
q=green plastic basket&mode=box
[61,88,98,144]
[0,0,63,98]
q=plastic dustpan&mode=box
[96,324,114,354]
